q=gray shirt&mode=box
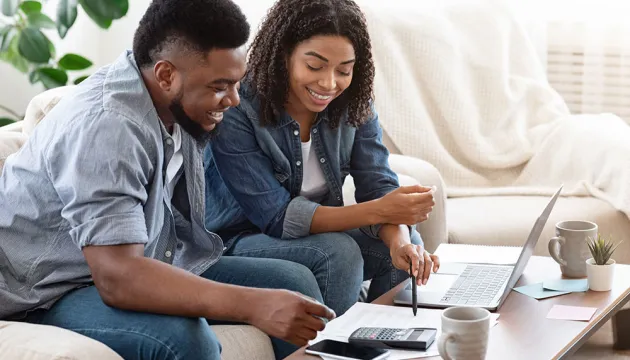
[0,51,224,319]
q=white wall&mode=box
[0,0,273,119]
[0,0,272,118]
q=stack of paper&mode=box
[312,302,499,360]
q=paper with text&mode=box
[312,302,499,360]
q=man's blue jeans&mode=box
[22,256,322,360]
[225,228,423,316]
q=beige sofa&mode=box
[0,86,447,359]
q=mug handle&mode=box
[548,236,568,266]
[437,332,455,360]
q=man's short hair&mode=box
[133,0,250,69]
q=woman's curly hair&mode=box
[246,0,375,128]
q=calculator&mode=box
[348,327,437,350]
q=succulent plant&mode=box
[586,234,622,266]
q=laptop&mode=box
[394,185,563,311]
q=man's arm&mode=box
[83,244,334,346]
[47,111,331,345]
[83,244,255,321]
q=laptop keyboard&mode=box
[439,265,512,306]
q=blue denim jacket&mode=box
[205,82,404,241]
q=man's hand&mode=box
[390,244,440,285]
[376,185,435,225]
[247,289,336,346]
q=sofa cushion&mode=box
[0,131,27,174]
[0,321,122,360]
[212,325,275,360]
[22,86,73,136]
[447,196,630,264]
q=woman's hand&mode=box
[375,185,436,225]
[390,244,440,285]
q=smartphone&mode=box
[305,340,390,360]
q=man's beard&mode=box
[168,97,218,143]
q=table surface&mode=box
[287,256,630,360]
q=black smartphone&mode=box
[305,339,390,360]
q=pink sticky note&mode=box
[546,305,597,321]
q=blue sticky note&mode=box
[543,279,589,292]
[513,283,570,299]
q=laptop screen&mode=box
[498,186,563,303]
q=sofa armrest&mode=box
[342,155,447,253]
[0,131,28,175]
[1,121,24,133]
[387,154,448,252]
[22,86,74,136]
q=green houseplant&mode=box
[585,234,622,291]
[0,0,129,126]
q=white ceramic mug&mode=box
[548,220,597,278]
[438,306,490,360]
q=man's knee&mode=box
[154,317,222,360]
[78,316,221,360]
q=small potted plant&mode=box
[585,234,622,291]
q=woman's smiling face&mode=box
[286,35,356,114]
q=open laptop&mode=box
[394,185,563,311]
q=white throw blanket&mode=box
[359,0,630,219]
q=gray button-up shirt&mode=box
[0,51,224,319]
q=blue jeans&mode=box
[225,229,423,315]
[22,256,322,360]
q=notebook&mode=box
[433,243,522,266]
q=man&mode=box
[0,0,334,359]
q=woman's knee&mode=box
[312,232,364,269]
[276,261,324,303]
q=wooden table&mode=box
[288,256,630,360]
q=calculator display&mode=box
[410,330,425,340]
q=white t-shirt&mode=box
[300,140,328,199]
[165,124,184,202]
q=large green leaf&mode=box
[59,53,92,70]
[0,34,28,73]
[20,1,42,15]
[27,13,56,29]
[18,27,51,63]
[35,67,68,89]
[0,117,16,127]
[78,0,113,29]
[56,0,78,39]
[47,36,55,58]
[110,0,128,19]
[1,0,19,16]
[73,75,88,85]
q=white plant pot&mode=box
[586,258,615,291]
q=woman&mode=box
[205,0,439,317]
